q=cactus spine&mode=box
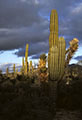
[48,9,66,81]
[25,44,29,74]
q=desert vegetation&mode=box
[0,9,81,120]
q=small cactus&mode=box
[13,64,15,75]
[6,67,9,76]
[16,68,18,75]
[22,57,25,74]
[29,61,32,73]
[25,44,29,75]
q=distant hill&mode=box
[77,60,82,66]
[68,64,82,74]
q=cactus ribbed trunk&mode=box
[49,46,59,80]
[48,10,66,81]
[48,9,66,116]
[58,37,66,79]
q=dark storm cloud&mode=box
[74,55,82,61]
[0,0,42,28]
[0,0,49,52]
[15,41,49,57]
[59,2,82,45]
[0,20,49,51]
[0,0,82,58]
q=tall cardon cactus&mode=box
[48,9,78,81]
[48,10,66,81]
[48,10,66,115]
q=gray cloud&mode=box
[0,0,82,58]
[74,55,82,61]
[15,40,49,57]
[0,0,42,28]
[30,54,40,59]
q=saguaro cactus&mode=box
[6,67,9,76]
[29,61,32,73]
[48,10,66,81]
[48,10,78,81]
[48,9,79,117]
[48,9,66,116]
[16,68,18,75]
[25,44,29,74]
[13,64,15,74]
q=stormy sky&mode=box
[0,0,82,72]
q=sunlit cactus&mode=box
[49,46,59,80]
[48,10,66,81]
[6,67,9,76]
[48,9,79,81]
[65,38,79,66]
[29,61,32,73]
[38,53,47,73]
[58,37,66,79]
[25,44,29,75]
[13,64,15,74]
[32,66,34,73]
[38,54,47,82]
[22,57,25,74]
[49,9,59,48]
[16,68,18,75]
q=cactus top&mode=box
[49,9,59,48]
[50,9,58,33]
[25,44,29,60]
